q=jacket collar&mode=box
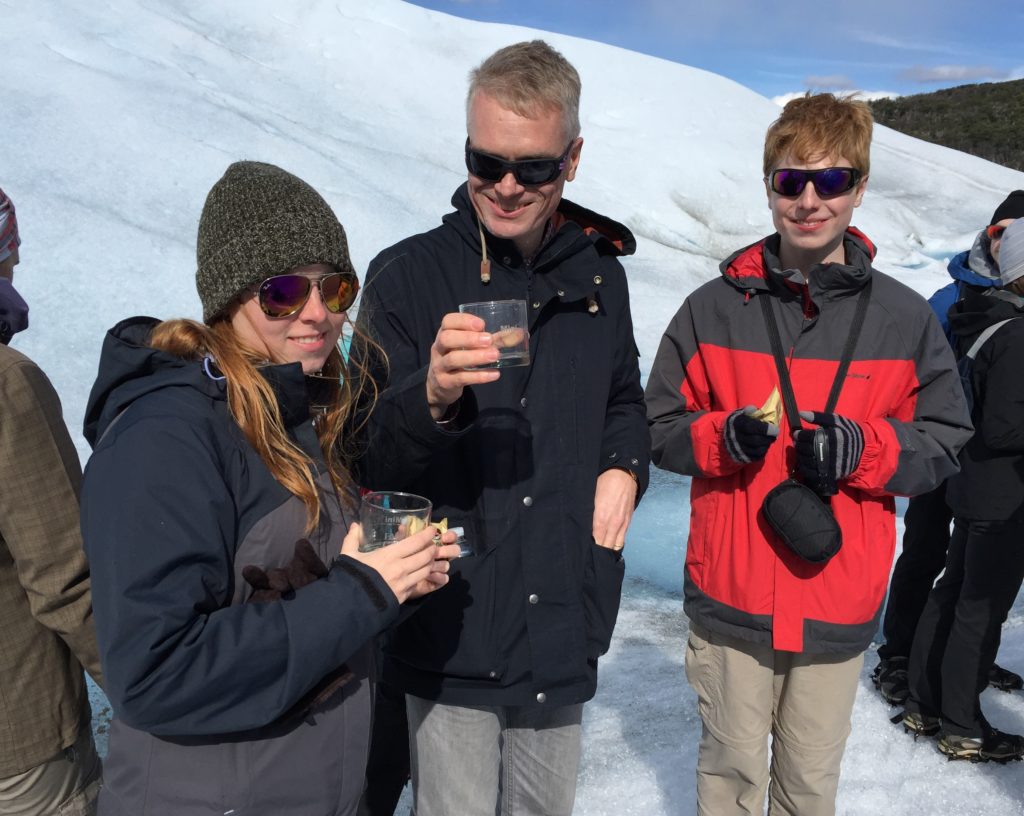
[720,227,876,301]
[444,183,633,276]
[437,184,636,312]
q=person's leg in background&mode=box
[937,518,1024,757]
[875,483,952,704]
[358,679,411,816]
[903,520,969,731]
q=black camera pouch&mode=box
[761,479,842,563]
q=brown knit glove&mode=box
[242,539,329,601]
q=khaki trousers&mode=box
[685,622,862,816]
[0,727,101,816]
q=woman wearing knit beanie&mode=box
[79,161,461,816]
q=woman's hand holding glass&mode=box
[341,523,461,604]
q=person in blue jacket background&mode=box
[900,217,1024,762]
[874,189,1024,705]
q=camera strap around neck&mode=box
[758,281,872,435]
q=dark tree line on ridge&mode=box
[868,79,1024,172]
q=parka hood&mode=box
[83,316,311,448]
[940,230,1000,290]
[964,228,1002,282]
[948,289,1024,346]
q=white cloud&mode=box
[899,64,1009,83]
[854,89,902,101]
[771,89,901,107]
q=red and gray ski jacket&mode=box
[645,230,972,653]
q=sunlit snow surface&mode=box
[7,0,1024,811]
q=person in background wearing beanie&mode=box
[873,190,1024,706]
[349,41,649,816]
[899,218,1024,762]
[79,162,461,816]
[645,94,971,815]
[0,187,104,815]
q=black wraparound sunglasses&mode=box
[465,139,575,185]
[768,167,862,198]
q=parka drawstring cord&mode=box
[478,220,491,284]
[202,354,226,381]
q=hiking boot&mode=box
[896,710,941,739]
[873,657,910,706]
[938,728,1024,763]
[988,663,1024,692]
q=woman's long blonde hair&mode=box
[148,316,383,533]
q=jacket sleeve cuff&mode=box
[694,411,747,478]
[845,418,899,494]
[330,555,401,618]
[599,456,649,504]
[395,365,479,440]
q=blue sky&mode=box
[406,0,1024,100]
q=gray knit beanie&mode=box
[196,161,355,323]
[998,218,1024,287]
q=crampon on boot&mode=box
[893,710,941,740]
[873,657,910,706]
[988,663,1024,692]
[937,727,1024,763]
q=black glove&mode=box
[242,539,329,602]
[723,407,780,465]
[793,411,864,497]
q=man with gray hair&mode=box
[352,40,649,815]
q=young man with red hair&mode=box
[646,95,972,815]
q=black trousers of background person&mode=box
[357,679,411,816]
[878,482,953,661]
[906,517,1024,736]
